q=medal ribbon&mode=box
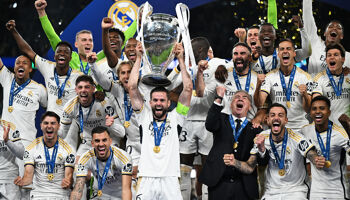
[80,60,90,75]
[124,90,133,122]
[232,68,251,92]
[43,137,59,175]
[279,66,296,103]
[153,116,167,147]
[326,68,344,96]
[9,78,31,107]
[258,50,277,74]
[315,121,333,160]
[269,129,288,170]
[228,116,248,143]
[78,99,95,133]
[54,68,72,99]
[96,147,113,192]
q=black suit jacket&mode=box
[199,103,267,199]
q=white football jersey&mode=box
[0,130,22,183]
[136,104,185,177]
[61,96,124,147]
[0,66,47,145]
[76,146,132,199]
[23,137,76,198]
[253,128,314,196]
[302,122,350,199]
[261,67,313,131]
[222,65,258,121]
[34,55,83,118]
[95,58,119,83]
[312,70,350,126]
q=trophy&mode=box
[138,8,180,86]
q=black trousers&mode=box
[208,178,253,200]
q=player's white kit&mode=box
[61,96,125,155]
[24,137,76,199]
[302,0,350,77]
[0,66,47,146]
[251,28,311,74]
[35,55,83,118]
[0,125,23,199]
[253,129,314,199]
[76,146,132,199]
[312,70,350,126]
[135,103,186,199]
[221,65,258,121]
[261,67,313,131]
[302,122,350,199]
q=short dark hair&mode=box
[326,43,345,58]
[248,25,260,31]
[109,28,125,44]
[232,42,252,54]
[268,103,288,116]
[76,75,95,86]
[150,86,170,100]
[191,37,210,63]
[278,38,295,49]
[41,111,60,123]
[325,20,344,34]
[259,23,276,32]
[311,95,331,109]
[56,41,73,53]
[91,126,110,136]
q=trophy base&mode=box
[141,74,171,87]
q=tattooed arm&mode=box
[223,154,258,174]
[306,148,325,169]
[70,177,86,200]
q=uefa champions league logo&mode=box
[108,0,138,32]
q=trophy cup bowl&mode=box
[141,13,179,86]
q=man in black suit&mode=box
[199,88,268,200]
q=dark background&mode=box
[1,0,350,61]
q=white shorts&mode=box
[179,120,213,155]
[0,182,21,200]
[262,191,307,200]
[136,177,183,200]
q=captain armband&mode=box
[176,102,189,116]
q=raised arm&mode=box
[102,17,119,68]
[293,15,312,62]
[6,20,36,60]
[128,42,144,111]
[70,177,86,200]
[175,43,192,107]
[3,124,24,159]
[223,154,257,174]
[302,0,319,42]
[195,60,208,97]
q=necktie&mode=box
[235,119,242,133]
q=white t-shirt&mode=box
[302,122,350,199]
[35,55,83,118]
[136,104,185,177]
[0,66,47,145]
[222,65,258,121]
[312,70,350,126]
[261,67,313,131]
[76,146,132,199]
[253,128,314,196]
[61,96,125,146]
[24,137,76,198]
[302,0,350,77]
[0,130,22,183]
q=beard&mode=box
[234,58,249,73]
[152,107,168,120]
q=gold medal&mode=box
[286,101,291,108]
[124,121,130,128]
[192,90,197,97]
[98,190,103,197]
[56,99,62,105]
[47,174,54,181]
[233,142,238,149]
[325,160,332,168]
[8,106,13,113]
[278,169,285,176]
[153,146,160,153]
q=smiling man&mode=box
[15,111,76,199]
[259,39,313,132]
[302,96,350,199]
[71,126,132,200]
